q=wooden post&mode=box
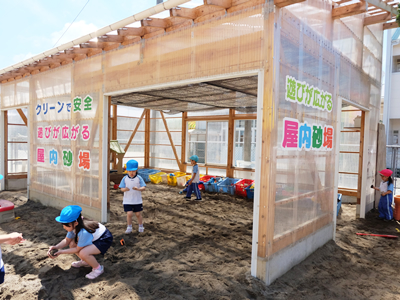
[227,109,235,177]
[145,110,151,168]
[181,112,187,173]
[111,104,118,169]
[107,96,112,210]
[357,111,365,205]
[160,111,182,170]
[124,109,147,153]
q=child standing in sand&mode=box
[119,159,146,234]
[371,169,394,221]
[47,205,113,279]
[185,155,202,201]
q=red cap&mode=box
[379,169,393,177]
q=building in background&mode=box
[383,28,400,145]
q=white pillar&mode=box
[0,110,4,190]
[101,96,109,223]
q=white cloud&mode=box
[51,20,98,47]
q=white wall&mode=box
[389,73,400,119]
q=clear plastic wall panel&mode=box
[117,106,144,117]
[1,82,15,109]
[207,122,228,165]
[188,109,229,116]
[340,14,364,41]
[73,55,102,95]
[333,19,363,67]
[274,9,337,242]
[117,131,145,144]
[117,117,145,131]
[7,109,27,124]
[284,0,333,40]
[123,144,145,157]
[339,153,359,174]
[370,84,381,107]
[104,5,266,93]
[150,118,182,131]
[8,143,28,159]
[208,168,226,177]
[234,170,255,180]
[188,141,206,164]
[8,161,28,174]
[150,145,181,159]
[362,47,382,82]
[150,131,182,146]
[339,173,358,189]
[363,27,382,61]
[151,158,180,170]
[33,66,71,100]
[367,23,383,45]
[234,120,256,168]
[8,125,28,141]
[123,157,144,167]
[340,132,360,152]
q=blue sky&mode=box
[0,0,159,70]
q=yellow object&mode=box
[168,174,177,186]
[149,172,166,184]
[186,175,192,181]
[174,172,186,178]
[15,217,20,220]
[396,228,400,232]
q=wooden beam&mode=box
[383,21,399,30]
[338,188,358,197]
[332,1,367,19]
[65,48,90,55]
[121,36,141,46]
[366,0,398,15]
[204,0,233,9]
[141,18,173,28]
[194,9,226,23]
[118,27,145,37]
[274,0,306,8]
[16,109,27,126]
[170,7,197,19]
[226,109,235,178]
[227,0,266,13]
[166,19,193,32]
[80,41,111,49]
[195,4,226,18]
[97,35,125,43]
[181,112,187,173]
[364,12,391,25]
[124,109,147,153]
[160,111,182,171]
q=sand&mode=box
[0,185,399,299]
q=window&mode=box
[233,120,256,169]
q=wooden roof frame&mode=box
[0,0,398,83]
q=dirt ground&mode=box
[0,185,399,300]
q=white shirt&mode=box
[0,246,3,269]
[120,175,146,205]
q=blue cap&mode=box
[189,155,198,162]
[0,174,3,180]
[126,159,138,171]
[55,205,82,223]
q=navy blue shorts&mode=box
[124,204,143,212]
[93,228,113,255]
[0,265,4,284]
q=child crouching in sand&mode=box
[47,205,113,279]
[0,232,24,284]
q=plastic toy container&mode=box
[161,174,168,184]
[177,175,188,187]
[245,185,254,199]
[149,172,166,184]
[235,179,254,197]
[139,169,161,183]
[204,177,222,193]
[199,175,215,191]
[174,172,186,178]
[217,178,240,195]
[168,173,177,186]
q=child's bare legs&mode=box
[127,211,133,226]
[70,241,100,268]
[135,211,143,226]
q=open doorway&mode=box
[338,102,365,218]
